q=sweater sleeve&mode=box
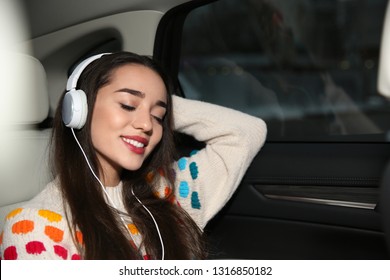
[0,207,82,260]
[171,95,267,229]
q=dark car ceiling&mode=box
[19,0,191,39]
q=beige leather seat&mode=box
[0,53,52,231]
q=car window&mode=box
[178,0,390,142]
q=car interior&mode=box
[1,0,390,259]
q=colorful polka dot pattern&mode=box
[1,145,208,260]
[146,171,155,183]
[1,208,158,260]
[12,220,34,234]
[178,158,187,171]
[189,162,199,180]
[38,210,62,222]
[126,223,154,260]
[1,208,81,260]
[54,245,68,259]
[44,226,64,242]
[26,241,46,255]
[176,152,201,210]
[191,192,201,209]
[4,246,17,260]
[189,150,199,156]
[179,181,190,198]
[127,223,139,235]
[71,253,81,260]
[75,231,83,246]
[6,208,23,219]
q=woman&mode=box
[0,52,267,259]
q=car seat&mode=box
[0,53,52,231]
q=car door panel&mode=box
[204,143,390,259]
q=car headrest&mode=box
[0,53,52,210]
[1,53,49,126]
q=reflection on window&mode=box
[179,0,390,142]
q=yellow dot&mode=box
[6,208,23,220]
[38,210,62,222]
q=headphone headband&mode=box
[66,53,111,91]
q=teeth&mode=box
[122,138,145,148]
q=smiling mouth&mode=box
[122,137,145,148]
[121,136,148,155]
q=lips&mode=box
[121,135,149,155]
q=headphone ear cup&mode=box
[62,89,88,129]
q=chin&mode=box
[124,165,143,172]
[122,161,144,172]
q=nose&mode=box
[131,107,153,133]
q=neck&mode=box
[101,175,120,187]
[96,155,122,187]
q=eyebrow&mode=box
[115,88,167,109]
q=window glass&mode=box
[179,0,390,141]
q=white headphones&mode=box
[62,53,110,129]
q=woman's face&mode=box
[90,64,167,185]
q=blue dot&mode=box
[179,181,190,198]
[191,192,201,209]
[177,158,187,171]
[189,162,199,180]
[190,150,199,156]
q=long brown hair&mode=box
[52,52,206,259]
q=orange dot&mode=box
[127,223,139,235]
[38,210,62,222]
[6,208,23,220]
[75,231,83,245]
[146,171,155,183]
[12,220,34,234]
[44,226,64,242]
[0,231,3,245]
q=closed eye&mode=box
[120,104,135,111]
[152,115,164,124]
[120,103,164,124]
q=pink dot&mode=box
[26,241,46,255]
[4,246,18,260]
[54,245,68,260]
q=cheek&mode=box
[90,112,105,145]
[90,108,126,148]
[155,126,164,144]
[92,106,125,131]
[149,126,164,150]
